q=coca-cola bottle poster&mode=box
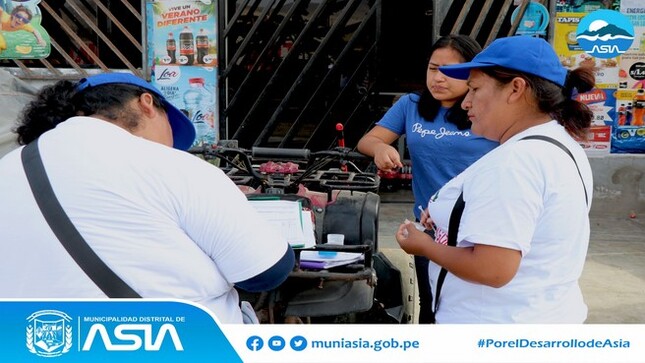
[146,0,218,146]
[146,0,217,67]
[0,0,51,59]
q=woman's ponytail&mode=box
[552,66,596,139]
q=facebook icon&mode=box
[246,336,264,351]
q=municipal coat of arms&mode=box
[26,310,72,357]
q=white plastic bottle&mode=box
[183,78,215,145]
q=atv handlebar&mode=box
[188,143,378,193]
[252,147,311,160]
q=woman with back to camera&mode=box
[357,35,498,323]
[0,73,294,324]
[396,36,595,323]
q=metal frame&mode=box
[218,0,381,149]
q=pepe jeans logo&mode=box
[411,123,471,138]
[26,310,73,358]
[576,10,634,59]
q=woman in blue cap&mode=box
[395,36,595,323]
[0,73,294,324]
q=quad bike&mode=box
[189,141,416,324]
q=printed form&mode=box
[248,199,315,248]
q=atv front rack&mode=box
[291,243,375,286]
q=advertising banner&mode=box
[153,65,217,145]
[621,0,645,15]
[510,1,550,37]
[576,88,616,126]
[576,125,612,155]
[0,0,50,59]
[556,0,620,13]
[618,27,645,89]
[554,12,620,88]
[554,7,644,153]
[612,89,645,152]
[146,0,218,146]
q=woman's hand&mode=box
[395,221,433,256]
[373,144,403,171]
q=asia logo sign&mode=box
[82,323,183,351]
[576,10,634,58]
[25,310,184,358]
[3,300,242,362]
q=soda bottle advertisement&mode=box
[146,0,218,146]
[152,65,218,146]
[0,0,51,59]
[146,0,217,67]
[611,89,645,153]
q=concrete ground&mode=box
[376,189,645,324]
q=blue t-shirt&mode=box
[377,93,498,219]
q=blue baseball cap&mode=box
[75,73,196,150]
[439,36,567,87]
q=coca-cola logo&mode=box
[155,66,180,86]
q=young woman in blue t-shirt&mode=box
[357,34,498,323]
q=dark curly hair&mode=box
[15,80,165,145]
[414,34,482,130]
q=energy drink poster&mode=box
[0,0,50,59]
[620,0,645,15]
[146,0,218,146]
[554,12,619,88]
[612,89,645,153]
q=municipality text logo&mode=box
[26,310,73,358]
[576,10,634,58]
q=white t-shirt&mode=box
[0,117,290,323]
[427,121,593,323]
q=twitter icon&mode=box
[290,336,308,351]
